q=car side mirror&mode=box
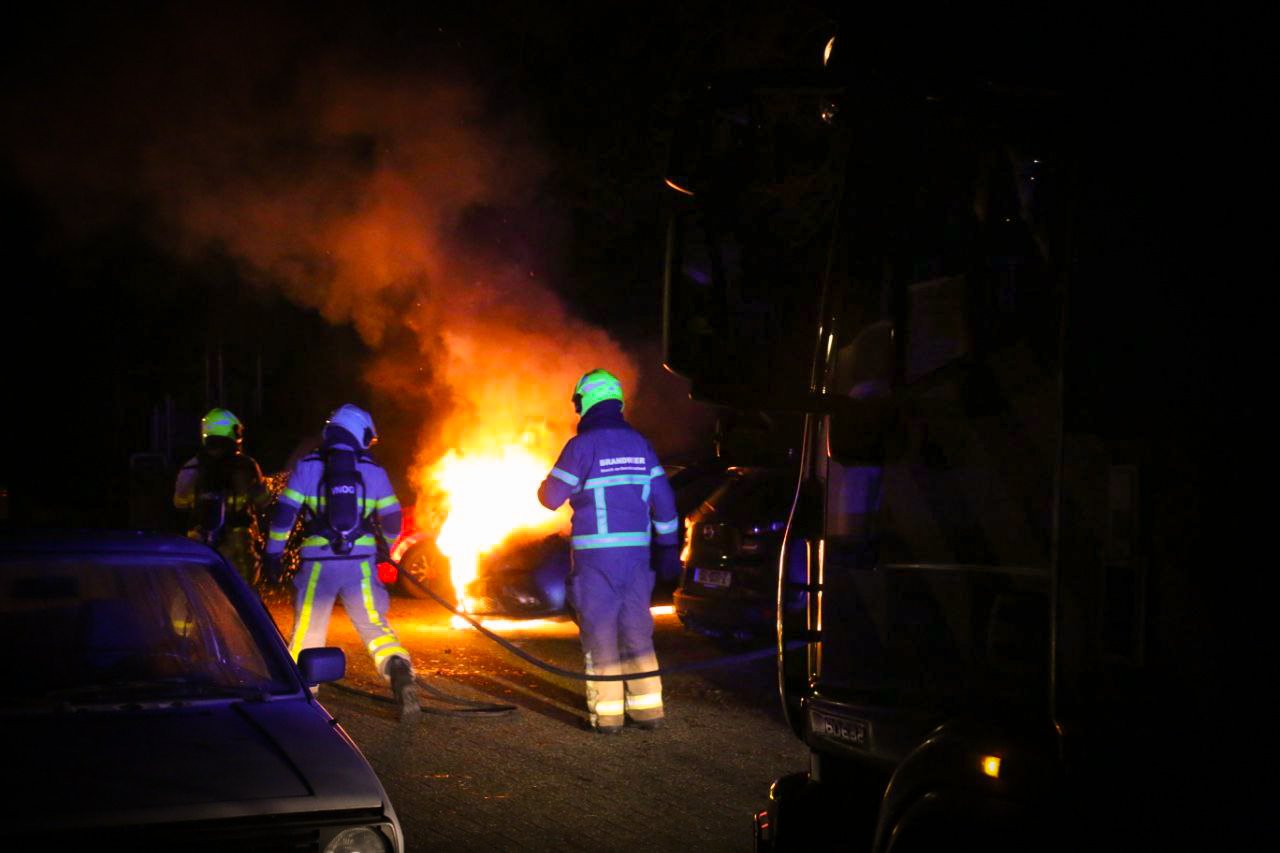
[298,647,345,685]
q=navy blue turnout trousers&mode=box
[567,548,663,727]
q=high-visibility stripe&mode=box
[625,691,664,711]
[584,474,651,489]
[373,495,400,509]
[367,634,398,652]
[281,488,308,507]
[268,529,291,542]
[289,562,323,659]
[372,645,409,665]
[571,532,651,550]
[594,487,609,535]
[645,468,665,504]
[550,467,580,486]
[301,534,377,548]
[593,699,625,716]
[653,518,678,535]
[359,561,386,627]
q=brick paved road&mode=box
[265,597,808,852]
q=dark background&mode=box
[0,1,838,527]
[0,3,1259,529]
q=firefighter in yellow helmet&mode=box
[174,408,270,585]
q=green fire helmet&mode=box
[573,369,624,415]
[201,408,243,444]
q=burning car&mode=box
[0,530,403,851]
[673,466,803,639]
[384,461,735,618]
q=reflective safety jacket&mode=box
[538,400,679,552]
[265,443,403,561]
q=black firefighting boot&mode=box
[386,656,420,723]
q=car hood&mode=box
[6,697,388,828]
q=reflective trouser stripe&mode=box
[625,691,663,711]
[358,561,408,677]
[372,644,411,667]
[623,649,664,721]
[584,650,624,725]
[368,634,398,651]
[289,562,323,659]
[360,561,384,626]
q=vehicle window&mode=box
[705,471,795,520]
[671,469,734,516]
[0,555,295,708]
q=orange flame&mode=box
[413,324,635,626]
[431,444,569,615]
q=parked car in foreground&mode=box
[0,530,403,852]
[674,466,803,639]
[387,461,736,617]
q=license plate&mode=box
[694,568,732,588]
[809,709,871,747]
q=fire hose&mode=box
[326,556,798,717]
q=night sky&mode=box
[0,4,1258,530]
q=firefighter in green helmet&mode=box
[538,370,680,733]
[174,408,270,585]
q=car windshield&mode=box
[671,467,735,517]
[704,470,795,522]
[0,553,297,708]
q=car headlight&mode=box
[323,826,391,853]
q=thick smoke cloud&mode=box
[2,6,685,512]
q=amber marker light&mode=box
[981,755,1002,778]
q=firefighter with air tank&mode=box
[174,408,270,586]
[263,403,420,722]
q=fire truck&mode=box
[661,36,1242,852]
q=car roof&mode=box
[0,529,219,560]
